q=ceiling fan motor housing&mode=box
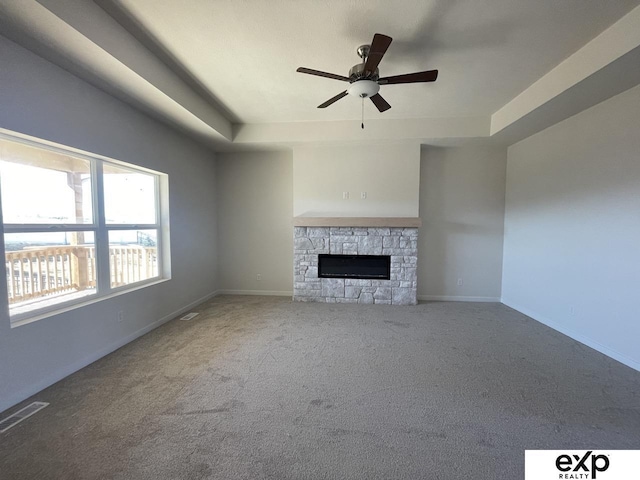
[349,63,379,82]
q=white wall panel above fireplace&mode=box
[293,142,420,218]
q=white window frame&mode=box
[0,129,171,327]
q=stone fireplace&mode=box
[293,218,420,305]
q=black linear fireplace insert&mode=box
[318,254,391,280]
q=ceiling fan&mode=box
[296,33,438,113]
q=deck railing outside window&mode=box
[5,245,158,306]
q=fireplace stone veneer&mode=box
[293,226,418,305]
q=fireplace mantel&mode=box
[293,217,421,228]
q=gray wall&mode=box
[0,35,218,412]
[502,83,640,370]
[216,151,293,294]
[418,146,507,301]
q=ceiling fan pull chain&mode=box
[361,97,365,129]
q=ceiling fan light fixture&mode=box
[347,80,380,98]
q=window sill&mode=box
[10,278,171,329]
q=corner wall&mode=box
[502,83,640,371]
[418,146,507,301]
[0,35,218,412]
[216,151,293,294]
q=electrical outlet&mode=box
[342,191,349,200]
[256,274,262,281]
[117,311,124,322]
[457,278,463,286]
[361,191,367,199]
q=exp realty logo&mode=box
[555,451,609,479]
[525,450,639,480]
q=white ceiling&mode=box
[116,0,639,123]
[0,0,639,149]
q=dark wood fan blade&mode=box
[297,67,350,82]
[318,91,348,108]
[370,93,391,112]
[363,34,393,75]
[378,69,439,85]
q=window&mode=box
[0,132,169,323]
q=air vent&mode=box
[0,401,49,433]
[180,312,199,321]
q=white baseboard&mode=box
[0,289,221,414]
[218,289,292,297]
[501,298,640,372]
[418,295,501,302]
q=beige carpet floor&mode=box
[1,295,639,479]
